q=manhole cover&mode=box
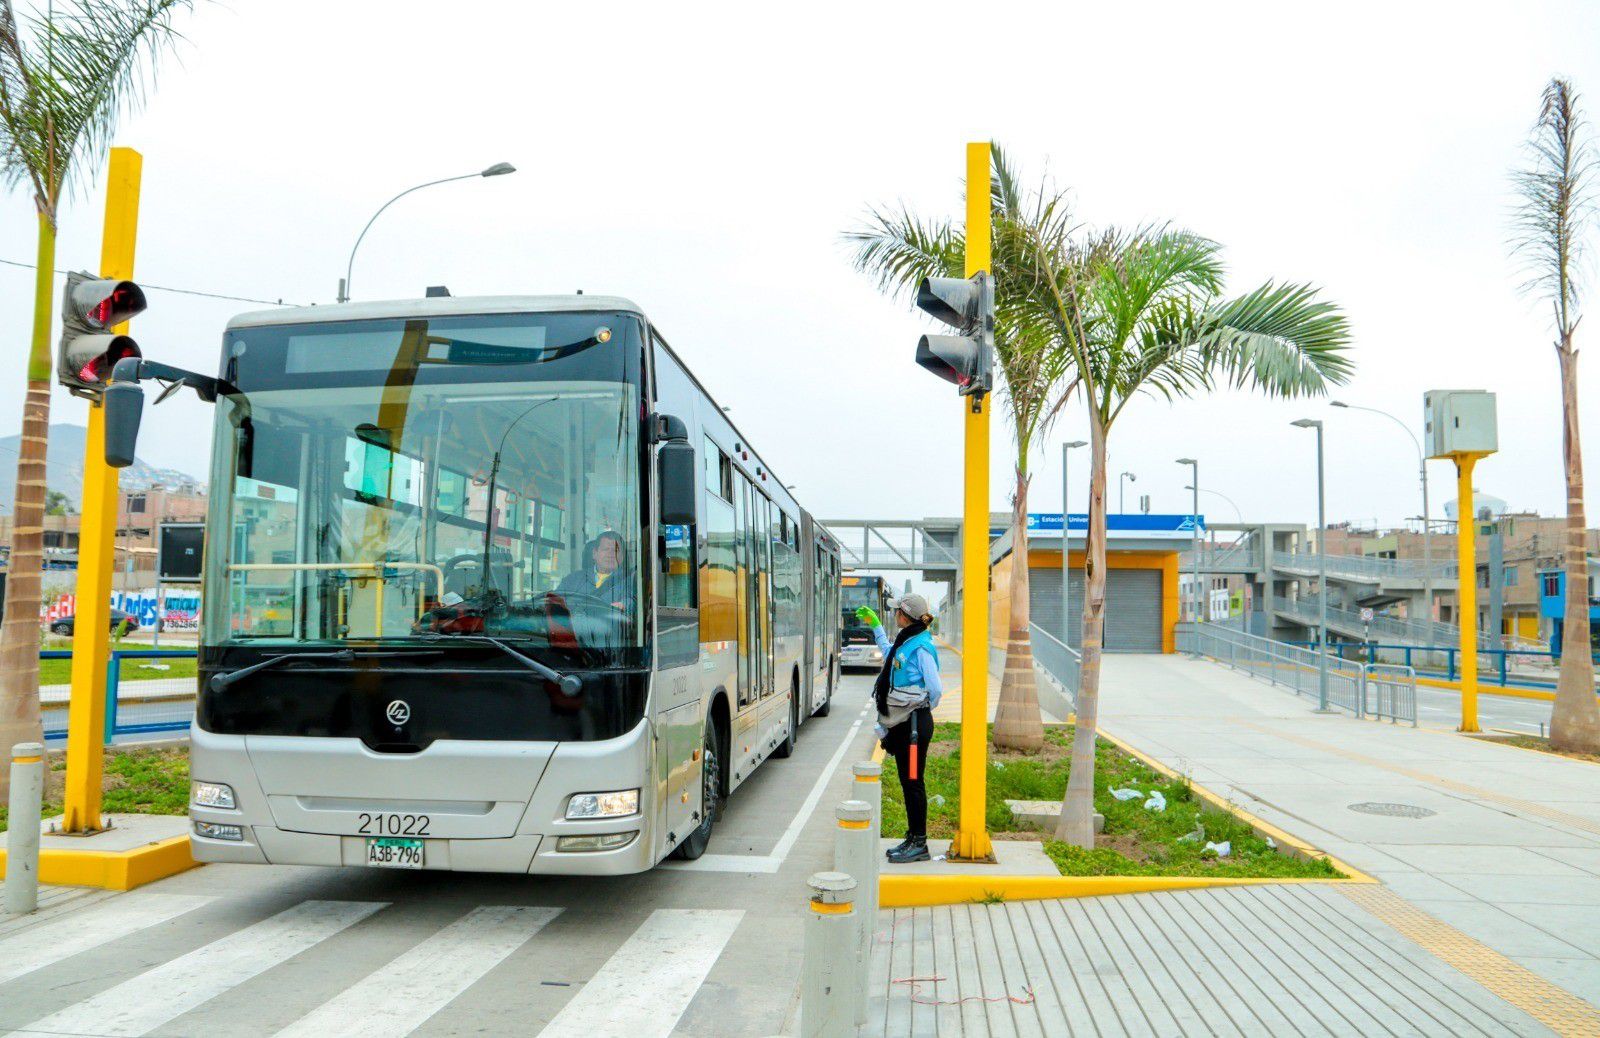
[1348,802,1436,818]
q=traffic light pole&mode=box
[949,141,995,864]
[62,147,142,834]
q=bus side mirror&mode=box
[103,380,145,468]
[658,441,696,526]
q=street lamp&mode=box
[1118,471,1137,514]
[1331,400,1435,643]
[1062,440,1087,643]
[1291,418,1331,711]
[1177,458,1200,627]
[339,162,518,303]
[1186,485,1243,524]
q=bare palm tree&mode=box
[0,0,194,772]
[846,147,1074,751]
[1512,77,1600,753]
[999,222,1352,848]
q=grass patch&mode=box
[879,724,1340,880]
[39,656,198,687]
[1472,732,1600,766]
[0,747,190,833]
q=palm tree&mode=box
[1512,78,1600,754]
[999,223,1353,847]
[846,148,1075,751]
[0,0,194,770]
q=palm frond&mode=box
[1511,77,1594,339]
[0,0,194,208]
[1199,281,1354,396]
[842,204,961,301]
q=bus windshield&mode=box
[203,311,645,662]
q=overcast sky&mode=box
[2,1,1598,536]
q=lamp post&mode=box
[1177,459,1200,626]
[1292,418,1330,711]
[1187,485,1242,524]
[1332,400,1434,643]
[1118,471,1136,514]
[1062,440,1087,644]
[339,162,517,303]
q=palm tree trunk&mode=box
[0,212,57,787]
[1551,338,1600,751]
[994,461,1044,751]
[1056,410,1107,847]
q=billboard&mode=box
[1025,513,1204,540]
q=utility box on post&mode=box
[1424,390,1498,459]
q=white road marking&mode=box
[663,711,865,872]
[0,892,213,985]
[537,909,743,1038]
[26,899,386,1037]
[274,905,560,1038]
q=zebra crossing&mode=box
[0,894,749,1037]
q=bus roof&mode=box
[225,294,646,331]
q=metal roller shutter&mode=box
[1027,565,1162,653]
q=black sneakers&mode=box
[886,837,930,864]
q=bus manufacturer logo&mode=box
[385,700,411,725]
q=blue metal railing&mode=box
[41,648,198,742]
[1278,640,1597,691]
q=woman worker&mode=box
[855,593,942,864]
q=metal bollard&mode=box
[834,800,876,1026]
[801,871,857,1038]
[852,760,882,836]
[6,742,45,915]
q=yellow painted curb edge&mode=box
[1093,725,1376,884]
[879,873,1347,909]
[1457,728,1600,770]
[1414,675,1557,702]
[0,835,197,891]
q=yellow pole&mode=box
[1455,452,1481,733]
[61,147,142,834]
[950,141,995,864]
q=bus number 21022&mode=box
[357,813,430,836]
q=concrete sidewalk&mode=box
[1096,653,1600,1015]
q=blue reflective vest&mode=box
[890,630,939,690]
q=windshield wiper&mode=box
[208,648,445,693]
[209,649,355,693]
[413,634,583,695]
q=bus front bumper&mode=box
[187,721,660,876]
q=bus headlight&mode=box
[192,781,236,809]
[555,832,637,852]
[565,789,639,819]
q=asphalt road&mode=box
[7,673,883,1038]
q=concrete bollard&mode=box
[852,760,882,836]
[5,742,45,915]
[834,800,877,1027]
[801,871,857,1038]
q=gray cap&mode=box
[896,593,933,622]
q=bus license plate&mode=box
[366,838,423,869]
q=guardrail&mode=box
[1028,622,1081,702]
[40,649,197,743]
[1177,623,1416,724]
[1271,594,1475,648]
[1271,550,1456,583]
[1286,640,1595,693]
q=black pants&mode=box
[884,706,934,839]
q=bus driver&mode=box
[556,531,633,611]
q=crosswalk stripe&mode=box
[537,908,743,1038]
[25,899,386,1037]
[273,905,562,1038]
[0,892,213,986]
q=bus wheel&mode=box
[673,714,722,861]
[775,682,798,759]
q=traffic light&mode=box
[914,271,993,397]
[57,271,145,396]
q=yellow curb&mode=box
[1091,725,1375,884]
[0,836,198,891]
[1414,675,1557,702]
[1455,728,1600,770]
[879,873,1352,909]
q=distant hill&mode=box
[0,424,204,511]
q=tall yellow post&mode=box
[1455,452,1483,733]
[61,147,142,833]
[950,141,995,864]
